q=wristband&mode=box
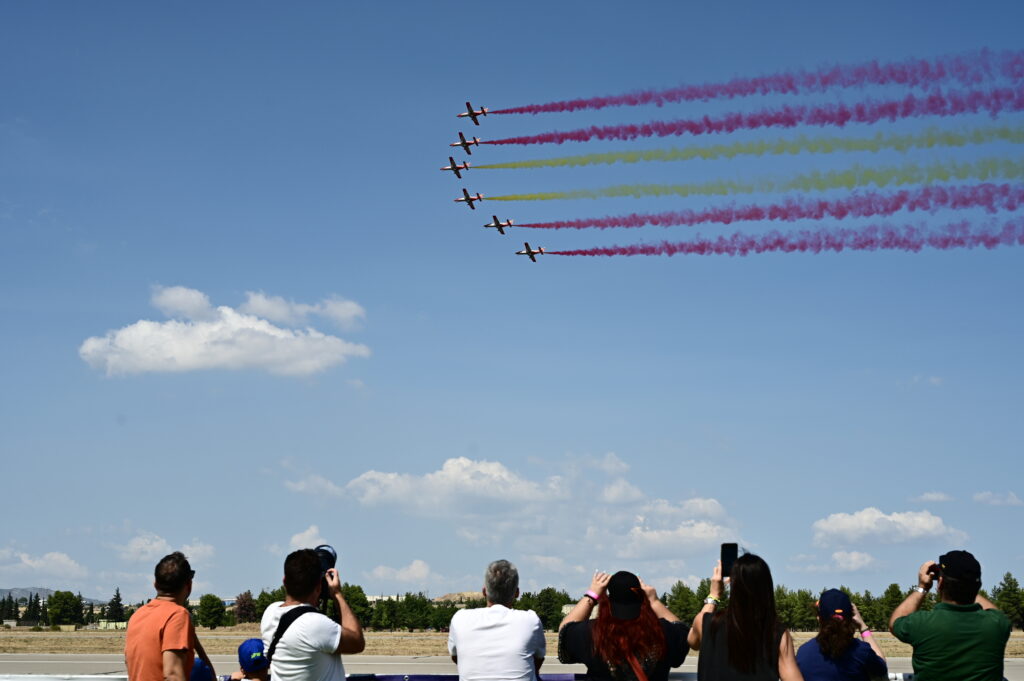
[584,590,600,602]
[861,630,872,637]
[703,597,720,605]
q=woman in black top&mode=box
[558,570,689,681]
[687,555,803,681]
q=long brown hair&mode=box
[712,553,780,674]
[816,616,857,659]
[592,598,666,667]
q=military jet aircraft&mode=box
[455,188,484,210]
[450,131,481,155]
[457,101,488,125]
[441,156,471,179]
[516,242,545,262]
[484,215,513,235]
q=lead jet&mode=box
[455,188,484,210]
[457,101,488,125]
[516,242,545,262]
[484,215,513,235]
[441,156,471,179]
[450,131,481,155]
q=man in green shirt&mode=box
[889,550,1010,681]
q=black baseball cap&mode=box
[606,571,643,620]
[817,589,852,620]
[939,550,981,583]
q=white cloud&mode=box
[290,525,325,551]
[911,375,944,387]
[80,286,370,376]
[0,549,88,580]
[370,559,433,583]
[345,457,562,511]
[593,452,630,476]
[523,555,586,576]
[182,541,215,565]
[812,507,965,546]
[640,497,727,522]
[118,531,172,562]
[240,292,366,330]
[601,478,645,504]
[831,550,875,571]
[913,491,954,503]
[623,520,729,559]
[973,491,1023,506]
[285,475,345,498]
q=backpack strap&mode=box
[267,605,318,663]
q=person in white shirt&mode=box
[448,559,546,681]
[260,549,365,681]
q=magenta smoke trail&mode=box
[548,219,1024,258]
[519,184,1024,230]
[483,87,1024,146]
[493,49,1024,114]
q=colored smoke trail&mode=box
[492,49,1024,114]
[489,158,1024,202]
[547,219,1024,257]
[518,184,1024,230]
[475,126,1024,170]
[482,87,1024,146]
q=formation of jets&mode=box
[443,101,542,261]
[457,101,488,125]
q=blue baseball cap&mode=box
[190,658,213,681]
[238,638,269,674]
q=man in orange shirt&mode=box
[125,552,215,681]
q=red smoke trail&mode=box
[519,184,1024,230]
[548,219,1024,257]
[483,87,1024,146]
[493,49,1024,115]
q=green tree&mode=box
[665,581,702,623]
[40,597,49,626]
[430,601,459,631]
[370,597,398,631]
[396,592,433,631]
[878,583,906,631]
[991,572,1023,629]
[235,591,258,624]
[196,594,226,629]
[255,587,286,620]
[107,588,125,622]
[534,587,573,631]
[340,583,372,627]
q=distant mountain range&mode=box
[0,587,105,605]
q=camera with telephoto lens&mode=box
[314,544,338,619]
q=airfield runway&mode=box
[3,654,1024,680]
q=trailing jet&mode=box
[450,131,481,155]
[484,215,513,235]
[516,242,545,262]
[441,156,471,179]
[457,101,488,125]
[455,188,483,210]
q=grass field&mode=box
[2,627,1024,657]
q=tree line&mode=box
[6,572,1022,631]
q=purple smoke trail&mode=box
[483,87,1024,146]
[493,49,1024,115]
[548,219,1024,257]
[519,184,1024,230]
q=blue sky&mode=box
[1,1,1022,604]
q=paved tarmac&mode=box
[2,655,1024,680]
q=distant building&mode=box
[366,594,406,604]
[433,591,482,603]
[98,620,128,630]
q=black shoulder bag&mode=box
[266,605,319,663]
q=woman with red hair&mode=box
[558,571,689,681]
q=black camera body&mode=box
[314,544,338,620]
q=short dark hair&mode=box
[155,552,194,594]
[941,574,981,605]
[284,549,322,601]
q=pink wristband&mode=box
[585,590,600,602]
[861,630,872,637]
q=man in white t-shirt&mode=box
[260,549,365,681]
[448,559,545,681]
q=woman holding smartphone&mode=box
[687,554,803,681]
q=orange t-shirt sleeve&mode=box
[162,608,193,652]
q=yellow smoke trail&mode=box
[488,158,1024,202]
[475,126,1024,170]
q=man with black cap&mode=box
[889,550,1010,681]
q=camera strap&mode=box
[266,605,318,663]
